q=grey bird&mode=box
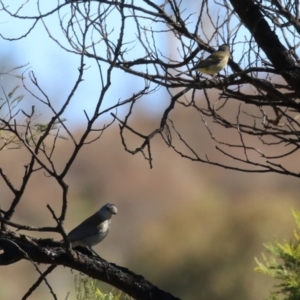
[177,44,231,76]
[67,203,117,248]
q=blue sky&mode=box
[0,0,253,128]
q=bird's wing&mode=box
[74,211,105,228]
[193,54,222,69]
[68,220,110,242]
[68,225,100,241]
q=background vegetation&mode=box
[1,0,300,299]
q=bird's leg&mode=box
[88,247,101,259]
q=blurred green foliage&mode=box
[0,79,67,151]
[74,274,133,300]
[256,209,300,300]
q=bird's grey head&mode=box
[218,44,230,53]
[100,203,117,217]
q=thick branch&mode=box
[229,0,300,94]
[0,231,180,300]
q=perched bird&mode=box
[177,44,231,76]
[67,203,117,248]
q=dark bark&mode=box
[0,231,181,300]
[230,0,300,95]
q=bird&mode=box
[176,44,231,76]
[67,203,117,249]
